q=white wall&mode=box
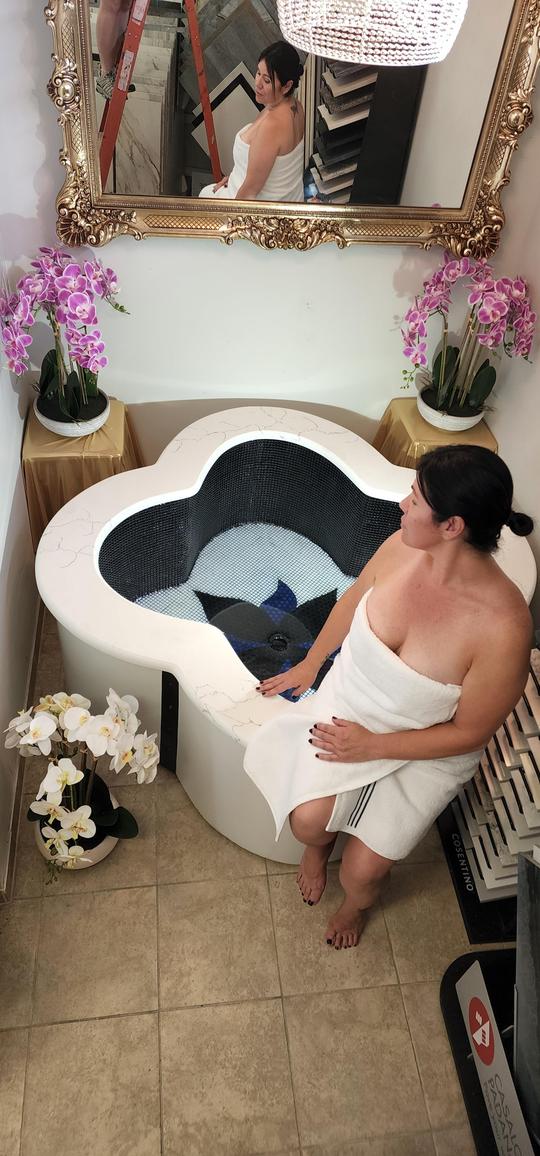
[0,0,61,890]
[2,0,540,882]
[401,0,514,206]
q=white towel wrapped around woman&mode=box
[244,589,480,859]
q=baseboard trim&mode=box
[0,600,44,903]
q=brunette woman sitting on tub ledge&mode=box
[198,41,305,203]
[244,446,534,950]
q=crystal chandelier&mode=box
[276,0,469,66]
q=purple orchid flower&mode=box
[55,263,88,296]
[477,294,509,325]
[401,251,535,405]
[64,292,98,326]
[442,257,474,283]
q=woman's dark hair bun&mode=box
[507,509,534,536]
[259,40,304,91]
[416,444,531,553]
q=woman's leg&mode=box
[326,835,394,949]
[289,797,336,905]
[96,0,132,75]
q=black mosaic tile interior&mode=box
[98,439,402,601]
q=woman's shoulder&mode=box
[474,567,533,664]
[488,569,533,633]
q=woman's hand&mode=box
[309,717,376,762]
[256,658,320,699]
[213,175,229,192]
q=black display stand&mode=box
[440,949,540,1156]
[437,805,517,944]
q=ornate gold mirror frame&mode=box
[46,0,540,254]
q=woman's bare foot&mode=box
[296,842,335,905]
[325,897,367,948]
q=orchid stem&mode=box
[84,751,97,807]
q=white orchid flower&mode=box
[6,707,33,731]
[60,805,96,840]
[63,706,92,743]
[109,732,135,774]
[105,689,139,732]
[19,713,57,756]
[5,728,25,749]
[36,757,84,799]
[41,825,73,854]
[36,694,62,715]
[53,692,91,728]
[58,845,91,868]
[105,705,138,738]
[45,790,63,806]
[128,732,159,784]
[54,692,91,711]
[30,800,69,822]
[83,714,120,758]
[4,708,33,747]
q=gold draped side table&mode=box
[372,397,498,469]
[22,399,142,549]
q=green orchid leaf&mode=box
[432,345,459,406]
[432,344,459,388]
[61,372,81,418]
[107,806,139,839]
[82,368,99,397]
[93,806,118,829]
[38,349,60,396]
[468,361,497,409]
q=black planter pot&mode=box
[30,773,138,870]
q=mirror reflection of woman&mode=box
[199,41,305,202]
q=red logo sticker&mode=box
[468,996,495,1066]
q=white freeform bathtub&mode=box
[35,406,537,863]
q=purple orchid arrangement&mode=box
[0,246,126,418]
[401,253,536,415]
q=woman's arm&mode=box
[311,608,533,760]
[235,121,279,199]
[258,531,402,697]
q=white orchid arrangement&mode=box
[5,688,159,878]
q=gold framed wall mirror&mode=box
[46,0,540,252]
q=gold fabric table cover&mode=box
[22,398,141,549]
[372,397,498,469]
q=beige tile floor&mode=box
[0,612,484,1155]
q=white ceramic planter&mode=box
[34,393,110,438]
[417,391,484,432]
[34,790,119,869]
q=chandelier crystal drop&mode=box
[276,0,469,66]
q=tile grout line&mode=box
[13,605,47,1156]
[380,877,404,985]
[397,981,442,1137]
[1,976,423,1034]
[151,787,165,1156]
[18,887,46,1152]
[155,871,165,1151]
[265,870,303,1153]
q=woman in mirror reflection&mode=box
[199,40,305,202]
[246,447,534,949]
